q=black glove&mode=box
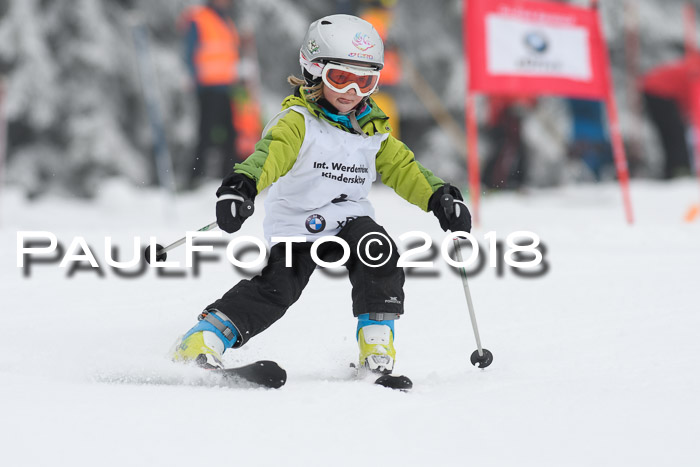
[429,184,472,233]
[216,173,257,233]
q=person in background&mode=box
[180,0,241,189]
[482,95,534,190]
[567,98,612,181]
[639,57,697,179]
[358,0,402,139]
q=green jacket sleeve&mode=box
[376,135,444,211]
[233,110,306,193]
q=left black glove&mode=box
[429,184,472,233]
[216,173,257,233]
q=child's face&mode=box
[322,85,363,114]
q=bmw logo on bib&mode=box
[305,214,326,233]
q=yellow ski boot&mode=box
[357,313,396,374]
[172,310,239,369]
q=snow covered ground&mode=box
[1,179,699,466]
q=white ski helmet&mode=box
[300,14,384,82]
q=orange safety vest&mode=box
[231,88,263,158]
[190,6,240,86]
[361,8,402,86]
[381,49,401,86]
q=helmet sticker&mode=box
[348,52,374,60]
[352,32,376,52]
[307,39,320,55]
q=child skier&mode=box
[173,14,471,374]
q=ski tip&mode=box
[219,360,287,389]
[374,374,413,391]
[254,360,287,389]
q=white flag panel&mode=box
[486,14,592,81]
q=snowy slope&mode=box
[1,179,699,466]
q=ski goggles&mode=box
[321,62,380,97]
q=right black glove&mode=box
[216,173,257,233]
[428,184,472,233]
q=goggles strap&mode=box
[303,67,321,87]
[349,112,368,138]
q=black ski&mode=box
[350,363,413,391]
[213,360,287,389]
[374,374,413,391]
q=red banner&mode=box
[462,0,634,225]
[466,0,607,99]
[691,79,700,186]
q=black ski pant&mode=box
[207,217,405,347]
[644,92,691,179]
[188,86,238,187]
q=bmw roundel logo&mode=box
[524,31,548,54]
[305,214,326,233]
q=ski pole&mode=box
[440,189,494,368]
[144,199,254,264]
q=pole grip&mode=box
[440,184,455,218]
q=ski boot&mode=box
[357,313,397,374]
[172,309,239,369]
